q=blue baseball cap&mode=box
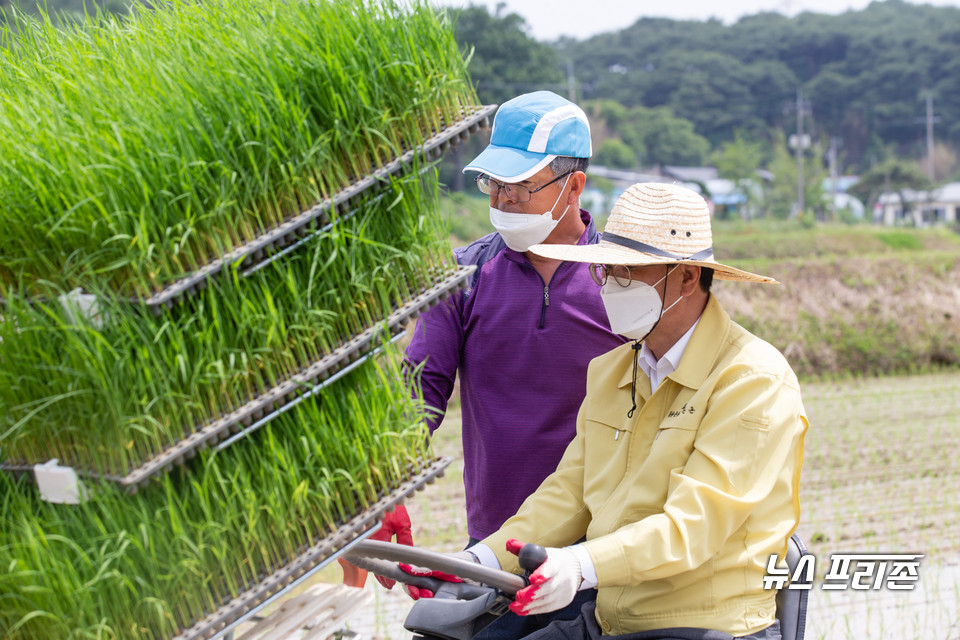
[464,91,592,183]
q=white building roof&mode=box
[877,181,960,205]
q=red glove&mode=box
[369,505,414,589]
[398,561,464,600]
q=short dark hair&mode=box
[549,156,589,176]
[699,267,714,292]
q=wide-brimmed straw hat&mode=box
[530,182,777,284]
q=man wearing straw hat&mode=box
[458,182,809,639]
[384,90,625,636]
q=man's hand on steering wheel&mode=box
[399,550,477,599]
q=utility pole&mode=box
[925,91,935,181]
[828,136,839,220]
[788,88,812,217]
[566,59,576,103]
[915,91,940,182]
[796,89,805,215]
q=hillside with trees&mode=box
[565,1,960,174]
[448,2,959,184]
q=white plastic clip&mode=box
[59,288,107,329]
[33,459,87,504]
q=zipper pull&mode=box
[543,285,550,307]
[614,429,620,441]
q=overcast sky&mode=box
[443,0,960,41]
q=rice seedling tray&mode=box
[135,105,495,311]
[0,265,474,489]
[171,455,453,640]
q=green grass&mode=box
[0,3,476,635]
[874,230,925,251]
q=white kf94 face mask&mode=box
[488,176,570,252]
[599,270,681,341]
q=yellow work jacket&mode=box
[483,295,808,636]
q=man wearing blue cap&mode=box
[396,91,626,637]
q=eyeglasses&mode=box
[475,171,572,203]
[589,264,643,287]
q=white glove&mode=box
[509,547,582,616]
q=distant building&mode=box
[660,166,719,184]
[829,192,866,219]
[583,167,678,219]
[823,176,865,219]
[875,182,960,226]
[661,166,772,219]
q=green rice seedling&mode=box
[0,349,432,640]
[0,0,476,296]
[0,168,453,475]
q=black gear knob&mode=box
[517,543,548,573]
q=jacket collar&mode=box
[670,294,729,389]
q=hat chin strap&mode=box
[603,232,714,262]
[626,264,679,419]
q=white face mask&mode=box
[489,176,570,252]
[599,269,681,341]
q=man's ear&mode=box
[566,171,587,202]
[679,265,702,296]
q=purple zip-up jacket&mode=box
[404,209,626,540]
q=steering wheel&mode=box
[344,539,547,640]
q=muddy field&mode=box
[795,372,960,639]
[305,370,960,639]
[799,372,960,561]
